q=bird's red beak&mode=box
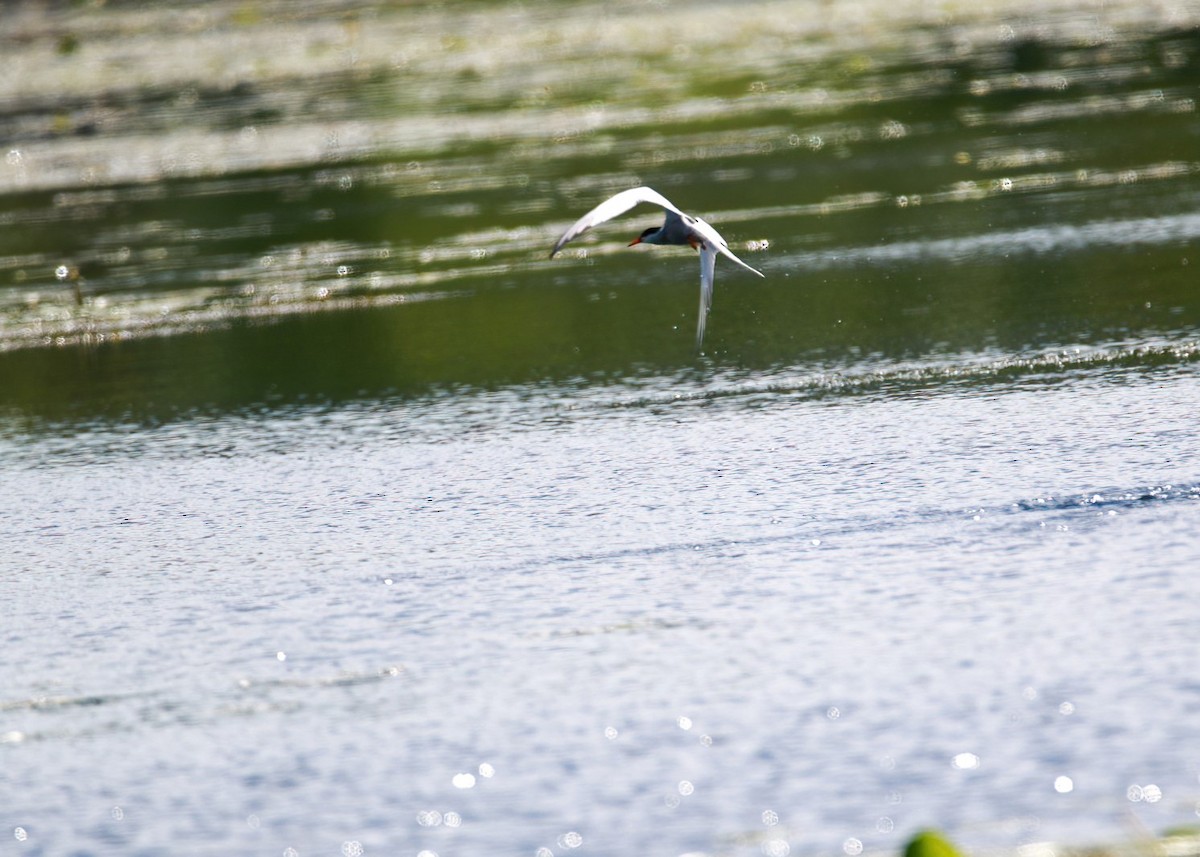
[627,236,643,246]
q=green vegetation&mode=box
[906,830,967,857]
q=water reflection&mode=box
[1,0,1198,422]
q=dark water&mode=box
[3,2,1200,856]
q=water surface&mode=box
[2,2,1200,856]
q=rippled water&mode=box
[3,1,1200,856]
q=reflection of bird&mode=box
[550,186,764,349]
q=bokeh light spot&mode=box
[952,752,980,770]
[557,831,583,849]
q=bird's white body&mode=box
[550,186,764,348]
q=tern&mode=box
[549,186,764,348]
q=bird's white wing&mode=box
[550,187,685,257]
[689,217,765,278]
[696,245,717,349]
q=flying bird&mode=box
[549,186,764,348]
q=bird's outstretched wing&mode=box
[696,245,717,349]
[550,187,684,257]
[688,217,765,278]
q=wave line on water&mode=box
[489,479,1200,579]
[1014,483,1200,513]
[0,691,153,712]
[603,338,1200,414]
[787,206,1200,270]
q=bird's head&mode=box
[628,226,661,247]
